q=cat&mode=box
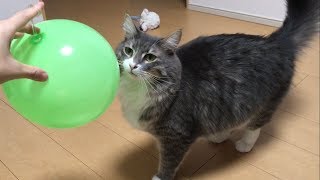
[115,0,319,179]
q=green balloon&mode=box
[3,19,119,128]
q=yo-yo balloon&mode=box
[3,19,119,128]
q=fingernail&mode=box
[38,71,48,81]
[37,2,44,8]
[30,2,43,10]
[42,72,48,80]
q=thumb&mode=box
[19,63,48,81]
[5,58,48,82]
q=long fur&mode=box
[115,0,319,180]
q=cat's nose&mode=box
[129,64,138,71]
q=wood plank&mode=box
[0,101,102,180]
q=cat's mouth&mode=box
[126,69,140,79]
[129,71,137,77]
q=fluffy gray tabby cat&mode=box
[115,0,319,179]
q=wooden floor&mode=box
[0,0,319,179]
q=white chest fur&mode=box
[118,75,151,130]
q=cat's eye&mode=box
[124,47,134,57]
[144,53,157,62]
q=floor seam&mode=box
[0,159,20,180]
[242,159,281,180]
[97,121,159,159]
[278,108,319,123]
[2,100,165,179]
[4,110,105,179]
[97,121,194,179]
[189,153,217,179]
[98,122,221,180]
[0,97,57,136]
[45,132,105,180]
[261,130,319,156]
[294,74,309,87]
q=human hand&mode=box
[0,2,48,84]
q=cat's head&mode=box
[116,14,182,96]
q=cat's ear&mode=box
[123,14,138,38]
[159,29,182,52]
[142,9,149,16]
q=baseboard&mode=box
[188,4,283,27]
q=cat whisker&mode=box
[141,71,172,81]
[138,74,152,99]
[138,73,159,97]
[144,76,159,94]
[136,71,177,101]
[141,71,175,85]
[145,76,175,101]
[142,71,170,79]
[144,73,184,94]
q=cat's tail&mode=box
[269,0,319,50]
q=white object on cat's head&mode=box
[140,8,160,32]
[152,176,161,180]
[141,9,149,17]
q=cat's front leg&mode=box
[153,136,193,180]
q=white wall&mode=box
[189,0,286,22]
[0,0,43,22]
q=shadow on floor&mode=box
[113,128,275,179]
[114,141,158,180]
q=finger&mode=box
[8,2,44,32]
[14,32,25,39]
[21,64,48,81]
[18,24,40,34]
[7,57,48,82]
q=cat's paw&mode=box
[207,133,229,144]
[235,139,254,153]
[152,175,161,180]
[209,137,228,144]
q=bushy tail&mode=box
[270,0,319,50]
